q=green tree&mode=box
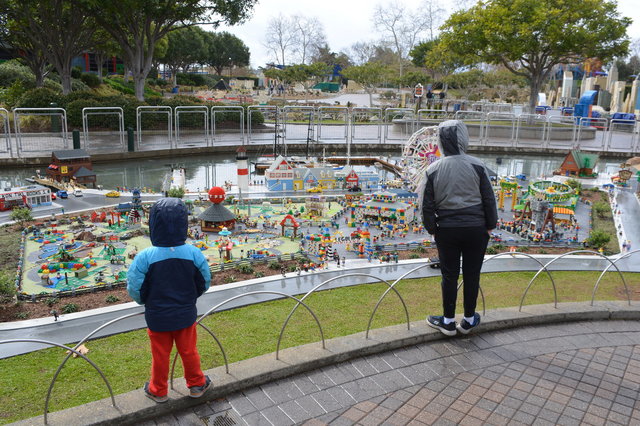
[2,20,51,88]
[160,26,207,86]
[437,0,631,110]
[395,71,430,89]
[341,62,392,106]
[586,229,611,250]
[283,62,330,102]
[204,31,250,77]
[9,206,32,225]
[79,0,257,101]
[592,201,610,219]
[442,69,485,99]
[0,270,16,302]
[2,0,97,94]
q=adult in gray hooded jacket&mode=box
[422,120,497,336]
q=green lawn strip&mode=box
[591,191,620,254]
[0,270,638,423]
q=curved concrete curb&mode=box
[13,300,640,426]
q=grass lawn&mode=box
[0,269,638,423]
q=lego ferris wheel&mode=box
[400,126,441,191]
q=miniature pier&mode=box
[324,156,403,176]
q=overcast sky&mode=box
[213,0,640,69]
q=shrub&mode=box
[10,207,33,226]
[61,303,79,314]
[0,270,16,301]
[71,67,82,79]
[288,264,298,272]
[409,253,421,259]
[253,271,265,278]
[105,295,120,303]
[538,249,547,254]
[44,297,59,307]
[0,60,36,88]
[486,246,498,255]
[268,260,282,270]
[592,201,610,219]
[223,275,236,284]
[586,230,611,249]
[80,73,101,88]
[71,79,90,92]
[167,187,185,198]
[565,178,582,194]
[235,264,254,274]
[16,312,29,319]
[16,87,62,109]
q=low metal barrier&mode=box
[82,107,125,153]
[317,106,348,145]
[484,112,517,146]
[545,115,577,150]
[14,107,68,156]
[577,117,608,151]
[383,108,415,144]
[136,106,172,150]
[175,105,208,147]
[606,119,638,152]
[211,105,244,147]
[350,107,382,144]
[1,250,638,423]
[0,107,11,156]
[247,105,278,145]
[283,106,315,148]
[515,114,547,148]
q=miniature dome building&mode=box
[197,187,236,232]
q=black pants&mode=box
[434,227,489,318]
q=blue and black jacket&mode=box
[127,198,211,332]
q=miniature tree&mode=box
[10,207,33,226]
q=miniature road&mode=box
[160,319,640,426]
[616,189,640,252]
[2,255,638,359]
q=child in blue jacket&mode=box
[128,198,212,402]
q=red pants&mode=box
[147,322,205,397]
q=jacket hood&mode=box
[149,198,188,247]
[438,120,469,156]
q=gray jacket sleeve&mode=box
[477,165,498,230]
[421,171,438,234]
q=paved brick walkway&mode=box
[149,320,640,425]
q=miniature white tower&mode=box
[236,146,249,193]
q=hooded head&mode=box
[149,197,188,247]
[438,120,470,157]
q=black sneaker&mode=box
[189,375,212,398]
[143,382,168,403]
[427,315,457,336]
[457,313,481,335]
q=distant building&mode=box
[46,149,97,187]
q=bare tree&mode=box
[264,14,297,66]
[372,1,429,78]
[422,0,446,41]
[348,41,377,65]
[292,15,326,65]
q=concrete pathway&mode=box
[163,319,640,426]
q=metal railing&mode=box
[14,107,68,156]
[2,104,640,158]
[247,105,278,145]
[136,106,172,150]
[175,105,208,147]
[211,105,244,146]
[82,107,125,153]
[0,107,11,156]
[1,250,638,423]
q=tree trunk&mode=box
[34,71,45,88]
[124,64,130,83]
[61,66,72,95]
[95,53,104,82]
[368,90,374,107]
[529,77,542,114]
[134,72,146,101]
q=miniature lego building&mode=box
[198,187,236,232]
[554,150,599,177]
[0,185,52,211]
[349,191,416,225]
[46,149,96,187]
